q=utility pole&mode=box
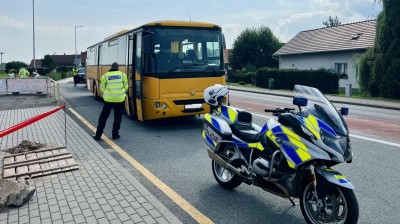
[33,0,36,68]
[75,25,83,66]
[0,52,4,70]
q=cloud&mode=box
[278,11,328,27]
[0,15,30,30]
[222,24,242,48]
[310,0,340,9]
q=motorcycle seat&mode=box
[232,124,259,143]
[230,109,259,142]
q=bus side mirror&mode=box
[222,34,226,49]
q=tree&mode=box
[42,55,56,74]
[372,0,400,98]
[323,16,342,27]
[229,26,282,70]
[5,61,28,72]
[358,0,400,98]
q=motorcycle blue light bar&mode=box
[293,97,308,107]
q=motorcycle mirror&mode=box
[340,107,349,116]
[293,97,308,107]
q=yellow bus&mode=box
[86,20,226,121]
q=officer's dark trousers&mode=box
[73,76,78,85]
[95,101,124,137]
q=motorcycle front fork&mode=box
[290,165,319,206]
[308,165,322,205]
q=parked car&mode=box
[76,67,86,86]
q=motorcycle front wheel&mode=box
[300,182,359,224]
[212,160,242,189]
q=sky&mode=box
[0,0,382,64]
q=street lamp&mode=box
[0,52,4,70]
[75,25,83,66]
[260,49,265,67]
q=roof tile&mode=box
[273,20,376,56]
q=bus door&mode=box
[125,34,138,119]
[134,32,144,121]
[94,44,102,99]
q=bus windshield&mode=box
[152,28,224,74]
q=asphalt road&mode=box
[61,83,400,224]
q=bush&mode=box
[65,71,74,78]
[5,61,28,73]
[0,70,6,77]
[256,68,339,94]
[46,72,62,81]
[228,70,256,84]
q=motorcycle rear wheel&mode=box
[212,160,242,189]
[300,183,359,224]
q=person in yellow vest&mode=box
[18,68,30,78]
[72,67,79,86]
[93,62,128,140]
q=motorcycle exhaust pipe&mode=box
[207,149,243,177]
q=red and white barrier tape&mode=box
[0,105,66,138]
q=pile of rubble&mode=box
[5,140,45,154]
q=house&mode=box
[273,20,376,89]
[29,52,87,69]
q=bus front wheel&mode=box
[93,84,101,101]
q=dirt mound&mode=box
[5,140,46,154]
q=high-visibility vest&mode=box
[72,68,78,76]
[100,71,128,103]
[19,69,30,78]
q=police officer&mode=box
[72,67,79,86]
[18,68,30,78]
[93,62,128,140]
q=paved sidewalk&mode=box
[229,85,400,110]
[0,107,182,224]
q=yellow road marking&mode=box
[69,108,213,224]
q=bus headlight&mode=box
[154,102,160,108]
[161,104,167,110]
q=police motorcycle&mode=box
[201,84,359,224]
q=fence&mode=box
[0,78,60,102]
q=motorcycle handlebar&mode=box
[264,108,295,114]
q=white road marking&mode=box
[252,113,400,148]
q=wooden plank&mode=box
[3,146,66,158]
[4,157,14,165]
[3,152,70,167]
[4,164,79,179]
[3,168,16,178]
[16,165,28,174]
[15,155,26,162]
[4,155,73,169]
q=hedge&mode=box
[256,68,339,94]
